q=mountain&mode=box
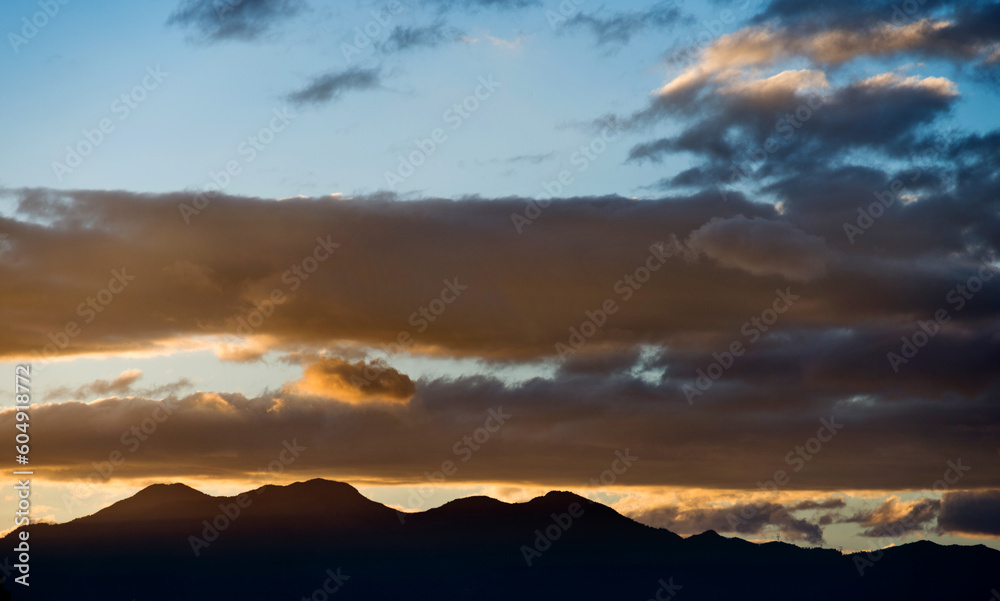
[1,479,997,600]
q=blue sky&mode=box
[2,0,1000,554]
[1,0,705,200]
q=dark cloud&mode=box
[791,498,847,511]
[561,1,685,47]
[556,347,643,377]
[745,0,1000,73]
[286,68,381,106]
[4,365,1000,490]
[168,0,305,42]
[422,0,539,9]
[289,357,416,402]
[626,71,956,179]
[381,21,463,53]
[614,0,1000,206]
[502,152,557,165]
[1,186,999,492]
[686,215,830,282]
[758,0,1000,50]
[2,188,999,371]
[755,0,889,26]
[843,497,941,538]
[938,490,1000,537]
[632,501,826,544]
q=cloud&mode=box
[2,187,999,373]
[502,152,556,164]
[687,215,830,282]
[938,490,1000,537]
[843,497,941,537]
[632,501,826,544]
[286,68,381,106]
[422,0,539,10]
[626,69,956,171]
[614,0,993,199]
[742,2,1000,68]
[168,0,305,42]
[46,369,144,400]
[381,21,463,53]
[790,498,846,511]
[5,363,1000,491]
[561,1,685,47]
[287,357,416,403]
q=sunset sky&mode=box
[1,0,999,554]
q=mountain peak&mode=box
[80,482,213,524]
[689,529,724,540]
[134,482,209,500]
[530,490,592,507]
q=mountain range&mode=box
[2,479,997,600]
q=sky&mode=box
[1,0,999,554]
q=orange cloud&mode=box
[288,357,416,403]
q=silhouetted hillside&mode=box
[2,480,997,600]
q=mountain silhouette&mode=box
[2,479,997,600]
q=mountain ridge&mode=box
[3,479,997,601]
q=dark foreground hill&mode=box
[1,479,997,600]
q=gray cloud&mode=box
[843,497,941,537]
[632,501,826,545]
[168,0,305,42]
[687,215,830,282]
[381,21,463,53]
[422,0,539,9]
[561,1,685,47]
[54,369,143,399]
[287,68,381,106]
[939,490,1000,537]
[45,371,195,402]
[791,498,847,511]
[4,364,999,491]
